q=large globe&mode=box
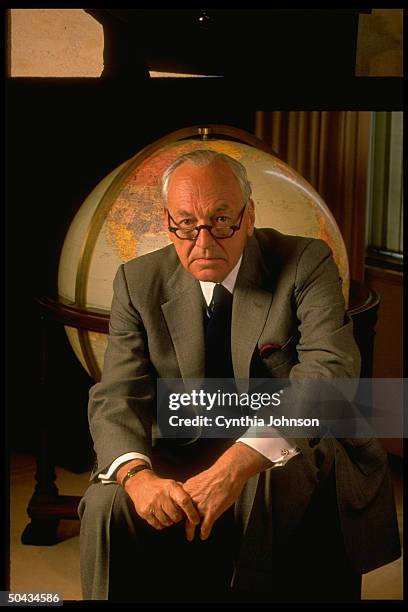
[58,126,349,381]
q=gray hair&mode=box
[160,149,252,205]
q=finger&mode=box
[146,514,165,530]
[171,486,201,525]
[152,507,174,527]
[200,514,214,541]
[185,519,196,542]
[161,499,184,524]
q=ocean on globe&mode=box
[58,132,349,380]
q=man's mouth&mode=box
[192,257,224,263]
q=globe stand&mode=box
[22,283,379,545]
[21,297,108,546]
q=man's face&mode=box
[165,159,255,282]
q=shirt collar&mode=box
[199,255,243,306]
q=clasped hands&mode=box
[122,442,271,541]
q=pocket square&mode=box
[259,343,282,358]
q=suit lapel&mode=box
[161,262,206,381]
[161,234,274,384]
[232,235,274,384]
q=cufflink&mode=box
[281,448,289,456]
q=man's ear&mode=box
[247,199,255,236]
[164,207,176,244]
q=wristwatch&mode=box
[121,464,151,488]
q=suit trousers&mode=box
[79,439,238,602]
[78,442,361,603]
[231,464,362,602]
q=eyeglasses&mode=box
[167,203,247,241]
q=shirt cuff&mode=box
[237,433,300,467]
[98,452,152,484]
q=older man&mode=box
[78,150,400,602]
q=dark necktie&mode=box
[205,284,234,379]
[201,284,237,465]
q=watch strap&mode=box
[121,464,151,488]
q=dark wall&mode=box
[5,77,255,470]
[87,9,362,78]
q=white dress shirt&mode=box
[98,256,299,484]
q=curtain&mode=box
[255,111,371,282]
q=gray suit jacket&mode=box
[88,228,401,582]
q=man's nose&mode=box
[194,226,217,249]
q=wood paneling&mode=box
[365,265,403,378]
[365,266,403,458]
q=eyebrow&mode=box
[171,209,194,217]
[213,204,233,213]
[172,204,234,217]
